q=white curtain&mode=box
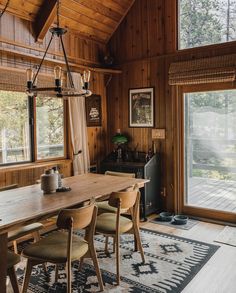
[68,72,90,175]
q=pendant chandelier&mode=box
[26,0,92,98]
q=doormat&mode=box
[15,228,219,293]
[214,226,236,247]
[150,217,199,230]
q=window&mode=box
[184,89,236,212]
[0,91,31,164]
[179,0,236,49]
[36,97,64,160]
[0,90,65,165]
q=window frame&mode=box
[176,81,236,223]
[0,91,68,166]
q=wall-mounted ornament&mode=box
[85,94,102,127]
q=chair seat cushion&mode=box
[22,231,88,263]
[7,251,20,269]
[96,201,128,214]
[8,223,44,242]
[96,213,133,234]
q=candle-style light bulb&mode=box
[26,68,34,82]
[83,70,90,83]
[26,68,34,90]
[79,74,84,90]
[54,66,62,79]
[54,66,62,88]
[83,70,90,90]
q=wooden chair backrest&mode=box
[109,185,141,234]
[57,201,95,230]
[108,189,138,210]
[105,171,135,178]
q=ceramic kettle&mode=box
[41,169,58,194]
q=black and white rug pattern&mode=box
[16,228,220,293]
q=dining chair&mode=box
[96,170,135,214]
[95,189,145,285]
[21,201,104,293]
[7,251,21,293]
[0,184,44,254]
[96,171,138,253]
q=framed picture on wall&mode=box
[129,87,154,127]
[85,94,102,127]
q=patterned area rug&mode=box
[15,228,219,293]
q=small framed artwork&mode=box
[129,87,154,127]
[85,94,102,127]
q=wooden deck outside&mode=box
[187,177,236,213]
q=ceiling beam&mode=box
[33,0,57,43]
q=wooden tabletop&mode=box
[0,173,148,234]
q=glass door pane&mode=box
[184,90,236,213]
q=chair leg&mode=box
[42,263,47,275]
[79,257,84,271]
[8,266,20,293]
[13,241,18,254]
[115,233,120,285]
[89,245,104,291]
[66,261,71,293]
[55,264,59,283]
[104,236,109,253]
[133,225,145,263]
[134,233,138,251]
[112,237,115,253]
[21,259,34,293]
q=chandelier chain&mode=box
[56,0,60,28]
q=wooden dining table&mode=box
[0,172,148,292]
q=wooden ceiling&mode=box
[0,0,135,43]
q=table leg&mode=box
[0,232,8,293]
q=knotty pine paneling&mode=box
[0,160,72,188]
[107,0,236,212]
[88,71,108,167]
[0,13,105,69]
[0,13,108,184]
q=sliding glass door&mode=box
[183,88,236,220]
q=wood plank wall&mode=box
[107,0,236,211]
[0,160,72,187]
[0,13,108,186]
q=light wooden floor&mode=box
[188,177,236,212]
[7,220,236,293]
[141,220,236,293]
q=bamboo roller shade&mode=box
[169,54,236,85]
[0,68,54,92]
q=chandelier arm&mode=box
[32,33,55,85]
[59,34,75,89]
[0,0,10,18]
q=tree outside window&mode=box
[179,0,236,49]
[0,90,65,165]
